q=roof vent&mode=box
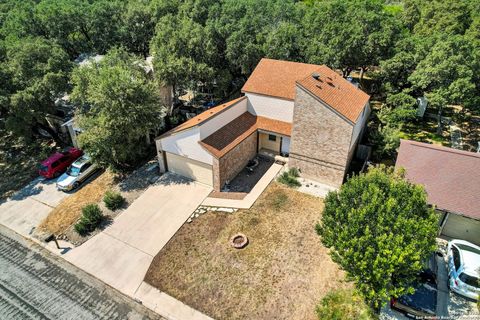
[312,72,321,80]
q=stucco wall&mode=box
[213,132,258,191]
[245,93,294,123]
[200,98,248,139]
[350,102,370,149]
[259,133,280,152]
[289,85,354,187]
[159,128,213,165]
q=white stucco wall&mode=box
[200,98,248,139]
[159,128,213,164]
[349,102,370,149]
[245,93,294,123]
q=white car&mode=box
[56,155,98,191]
[447,239,480,300]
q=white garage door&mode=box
[442,214,480,245]
[166,152,213,186]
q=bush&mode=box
[277,167,301,188]
[288,167,300,177]
[369,124,401,160]
[315,289,374,320]
[103,190,125,210]
[74,204,104,235]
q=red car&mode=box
[38,147,83,179]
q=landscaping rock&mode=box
[194,213,199,218]
[187,218,192,223]
[198,209,206,214]
[191,213,195,218]
[217,207,235,213]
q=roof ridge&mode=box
[260,57,322,69]
[156,96,246,139]
[401,139,480,159]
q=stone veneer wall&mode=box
[289,85,354,187]
[212,132,258,191]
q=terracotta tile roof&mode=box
[297,65,370,123]
[241,58,320,100]
[395,140,480,220]
[241,58,370,123]
[256,116,292,136]
[200,112,292,158]
[157,96,246,139]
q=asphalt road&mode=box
[0,225,163,320]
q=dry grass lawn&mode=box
[38,171,115,235]
[145,183,350,320]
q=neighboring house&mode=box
[396,140,480,245]
[155,58,370,190]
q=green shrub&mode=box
[288,167,300,177]
[315,289,374,320]
[74,204,104,235]
[103,190,125,210]
[277,168,301,188]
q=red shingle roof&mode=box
[297,65,370,123]
[395,140,480,219]
[157,96,246,138]
[241,58,370,123]
[200,112,292,158]
[242,58,320,100]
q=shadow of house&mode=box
[9,177,49,201]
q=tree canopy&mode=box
[71,48,166,170]
[0,0,479,158]
[4,37,72,138]
[303,0,401,78]
[316,166,438,309]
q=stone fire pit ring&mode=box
[230,233,248,249]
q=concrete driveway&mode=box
[0,177,70,236]
[65,173,212,296]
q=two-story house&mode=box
[155,58,370,191]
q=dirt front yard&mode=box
[145,183,349,320]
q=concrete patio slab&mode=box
[202,162,283,209]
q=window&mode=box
[67,166,81,177]
[452,246,461,271]
[80,163,91,173]
[268,134,276,142]
[459,273,479,288]
[51,161,59,168]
